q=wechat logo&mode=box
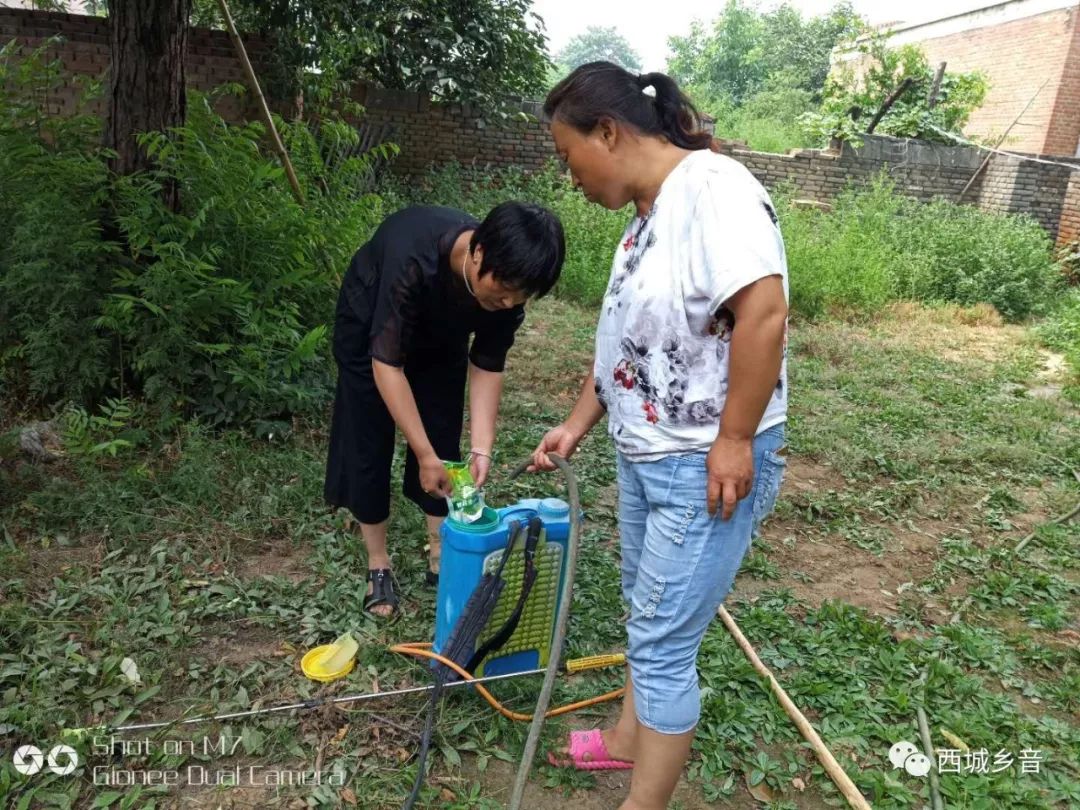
[12,744,79,776]
[889,740,932,777]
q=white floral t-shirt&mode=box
[593,149,788,461]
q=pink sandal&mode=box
[546,729,634,771]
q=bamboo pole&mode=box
[214,0,305,206]
[717,605,873,810]
[916,705,944,810]
[956,79,1048,202]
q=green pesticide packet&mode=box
[443,460,485,523]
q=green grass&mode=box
[779,178,1063,322]
[2,297,1078,809]
[1036,287,1080,403]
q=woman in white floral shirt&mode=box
[531,61,789,810]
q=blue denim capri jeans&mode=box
[617,423,787,734]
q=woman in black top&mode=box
[325,202,565,616]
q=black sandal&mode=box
[364,568,399,616]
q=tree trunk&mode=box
[105,0,190,209]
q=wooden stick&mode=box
[717,605,872,810]
[866,77,913,135]
[957,79,1048,202]
[916,706,944,810]
[927,62,946,109]
[215,0,305,207]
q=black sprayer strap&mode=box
[433,520,522,684]
[404,520,524,810]
[465,516,544,674]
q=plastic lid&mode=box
[446,506,501,533]
[539,498,570,520]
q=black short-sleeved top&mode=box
[340,205,526,373]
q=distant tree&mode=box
[194,0,552,112]
[556,25,642,73]
[667,0,863,107]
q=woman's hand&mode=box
[529,424,585,472]
[419,454,452,498]
[706,436,753,519]
[469,451,492,488]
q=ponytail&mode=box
[544,62,713,150]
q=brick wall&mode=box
[913,5,1080,156]
[1045,6,1080,157]
[723,136,1079,244]
[3,7,1077,246]
[839,1,1080,157]
[1060,171,1080,244]
[349,86,554,175]
[0,7,276,121]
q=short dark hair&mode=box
[471,201,565,298]
[544,61,713,151]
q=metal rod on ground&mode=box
[956,79,1048,202]
[508,454,580,810]
[215,0,305,206]
[717,605,872,810]
[916,705,944,810]
[104,667,549,733]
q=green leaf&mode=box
[133,685,161,705]
[241,725,264,755]
[440,744,461,769]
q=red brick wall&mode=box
[1060,171,1080,244]
[1045,8,1080,156]
[884,5,1080,156]
[0,7,277,121]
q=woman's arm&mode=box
[467,363,503,486]
[707,275,787,519]
[530,358,606,472]
[372,359,451,497]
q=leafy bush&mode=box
[802,38,987,146]
[0,44,386,429]
[779,177,1060,321]
[0,41,117,405]
[779,182,903,318]
[103,94,385,429]
[710,86,818,154]
[62,396,142,459]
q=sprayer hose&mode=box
[507,453,579,810]
[389,642,623,722]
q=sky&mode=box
[531,0,994,70]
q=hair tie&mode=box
[630,75,656,98]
